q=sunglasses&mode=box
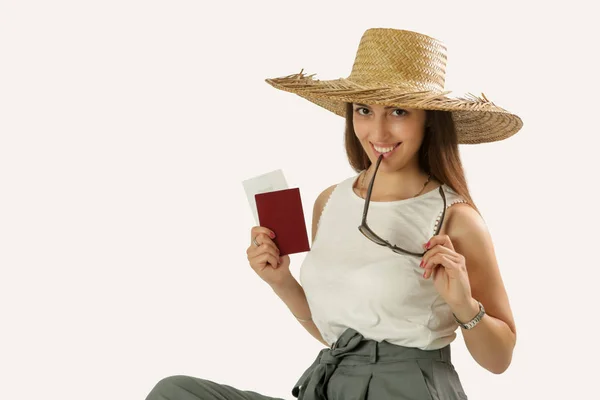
[357,154,447,257]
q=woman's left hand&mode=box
[420,234,473,309]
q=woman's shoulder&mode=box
[435,180,466,203]
[311,183,339,243]
[314,174,356,205]
[316,183,337,202]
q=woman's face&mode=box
[352,102,427,170]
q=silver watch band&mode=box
[453,300,485,330]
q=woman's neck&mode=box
[359,165,437,200]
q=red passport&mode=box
[255,188,310,256]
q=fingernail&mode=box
[425,241,430,249]
[279,256,283,263]
[420,260,424,267]
[270,232,276,238]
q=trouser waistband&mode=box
[327,327,451,366]
[292,328,451,399]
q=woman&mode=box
[145,27,522,400]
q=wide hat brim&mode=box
[265,69,523,144]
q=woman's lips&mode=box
[371,142,401,158]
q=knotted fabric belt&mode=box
[291,328,451,400]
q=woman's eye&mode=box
[354,107,406,116]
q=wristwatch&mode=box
[453,300,485,330]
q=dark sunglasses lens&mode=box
[359,225,387,245]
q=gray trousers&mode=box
[145,328,468,400]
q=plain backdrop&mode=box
[1,1,598,399]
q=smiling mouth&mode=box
[371,142,401,154]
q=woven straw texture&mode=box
[265,28,523,144]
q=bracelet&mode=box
[453,300,485,330]
[293,313,312,322]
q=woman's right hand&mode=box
[246,226,292,287]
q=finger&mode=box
[423,250,441,279]
[424,253,459,270]
[437,234,454,251]
[248,232,273,253]
[423,263,438,279]
[250,250,279,271]
[251,226,276,243]
[250,233,278,255]
[263,252,280,269]
[251,253,267,271]
[424,258,444,279]
[420,245,452,268]
[259,253,279,270]
[250,243,280,263]
[247,238,280,259]
[422,253,438,278]
[423,254,457,279]
[423,234,454,252]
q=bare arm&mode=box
[447,204,517,374]
[270,184,337,347]
[271,278,328,346]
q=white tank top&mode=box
[300,172,468,350]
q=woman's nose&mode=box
[370,119,392,141]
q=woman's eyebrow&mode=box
[354,103,400,110]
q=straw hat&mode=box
[265,28,523,144]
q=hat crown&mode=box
[348,28,448,92]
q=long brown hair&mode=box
[343,102,481,216]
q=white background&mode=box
[1,1,598,399]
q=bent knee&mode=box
[147,375,204,399]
